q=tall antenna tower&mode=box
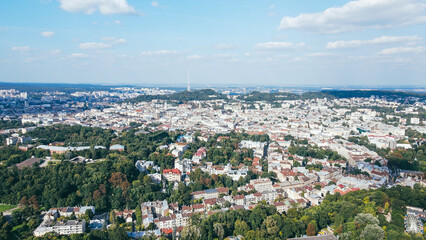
[187,71,191,91]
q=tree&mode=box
[360,224,385,240]
[88,229,109,240]
[108,172,130,194]
[182,150,193,159]
[108,226,130,240]
[19,196,29,207]
[181,225,201,240]
[233,220,249,236]
[244,230,257,240]
[354,213,379,226]
[85,209,94,219]
[264,215,279,236]
[28,195,40,210]
[281,218,297,238]
[306,222,316,236]
[287,208,298,219]
[135,205,142,228]
[109,210,116,225]
[146,222,156,230]
[328,181,336,186]
[386,229,402,240]
[213,223,224,240]
[0,213,12,240]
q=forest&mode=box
[0,82,117,93]
[238,90,426,102]
[0,120,35,130]
[0,127,273,211]
[125,89,227,103]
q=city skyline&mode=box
[1,0,426,86]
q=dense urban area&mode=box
[0,84,425,240]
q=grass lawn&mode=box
[0,204,17,212]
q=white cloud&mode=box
[290,57,304,62]
[151,1,159,7]
[141,50,182,56]
[270,4,275,9]
[213,53,237,59]
[101,37,127,44]
[79,42,112,49]
[378,46,426,55]
[11,46,31,52]
[254,42,305,50]
[187,55,202,60]
[306,52,336,57]
[69,53,89,58]
[41,31,55,38]
[214,43,238,50]
[374,55,412,63]
[58,0,136,15]
[327,35,422,49]
[50,49,62,54]
[279,0,426,33]
[113,20,121,24]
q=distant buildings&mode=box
[288,235,338,240]
[36,145,106,154]
[6,135,32,146]
[191,187,229,200]
[135,160,160,173]
[34,206,95,236]
[110,144,125,151]
[34,220,86,237]
[14,157,43,170]
[162,169,181,182]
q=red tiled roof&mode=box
[216,187,229,194]
[162,228,173,234]
[163,169,181,175]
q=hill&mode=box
[322,90,426,100]
[238,90,426,102]
[126,89,227,103]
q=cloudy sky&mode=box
[1,0,426,87]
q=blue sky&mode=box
[1,0,426,87]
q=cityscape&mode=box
[0,85,424,240]
[1,0,426,240]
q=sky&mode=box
[1,0,426,87]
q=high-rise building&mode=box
[187,71,191,91]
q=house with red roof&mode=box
[163,169,181,182]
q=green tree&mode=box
[181,225,201,240]
[213,223,224,240]
[135,205,142,228]
[360,224,384,240]
[233,220,249,236]
[108,226,130,240]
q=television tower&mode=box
[187,71,191,91]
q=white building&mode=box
[34,220,86,237]
[249,178,273,193]
[175,158,192,174]
[162,169,181,182]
